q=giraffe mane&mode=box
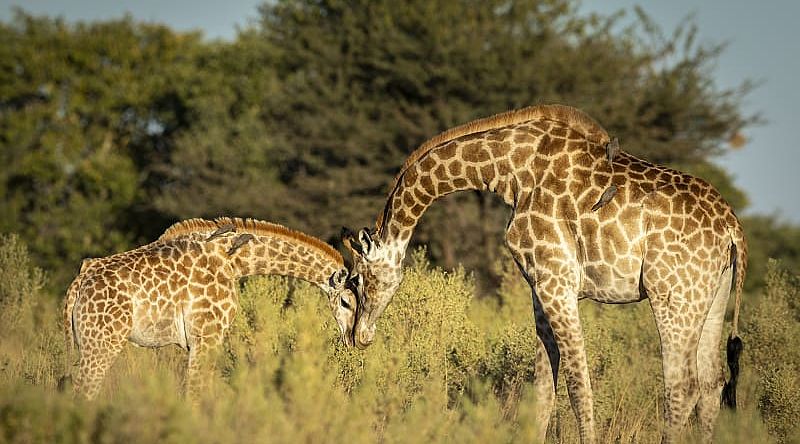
[376,104,611,230]
[158,217,344,266]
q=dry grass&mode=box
[0,238,795,443]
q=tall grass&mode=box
[0,236,795,443]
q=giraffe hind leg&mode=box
[695,265,734,440]
[531,289,560,443]
[74,336,127,400]
[649,291,708,444]
[72,292,132,400]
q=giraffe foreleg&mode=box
[507,217,595,443]
[184,344,208,404]
[183,286,236,404]
[533,278,596,444]
[183,331,225,404]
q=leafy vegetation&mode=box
[0,239,795,443]
[1,1,799,442]
[2,1,778,292]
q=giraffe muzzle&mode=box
[354,324,376,349]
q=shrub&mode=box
[0,247,792,443]
[742,260,800,442]
[0,233,46,332]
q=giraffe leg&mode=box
[73,325,128,400]
[183,335,223,404]
[72,294,131,400]
[183,286,236,404]
[507,225,594,443]
[184,344,209,403]
[75,340,126,400]
[695,266,734,440]
[531,294,559,443]
[649,295,706,444]
[533,280,596,444]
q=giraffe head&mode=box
[324,268,362,347]
[343,227,404,349]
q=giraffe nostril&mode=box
[355,336,373,350]
[355,326,376,349]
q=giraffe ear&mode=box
[328,268,349,289]
[358,228,376,257]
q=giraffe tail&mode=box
[64,259,93,356]
[59,262,91,392]
[722,222,747,409]
[63,274,81,356]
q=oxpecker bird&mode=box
[226,233,255,255]
[206,223,236,241]
[591,184,618,212]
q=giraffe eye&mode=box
[340,297,352,310]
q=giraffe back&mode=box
[377,104,611,230]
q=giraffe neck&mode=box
[227,235,342,286]
[159,217,344,288]
[377,117,606,260]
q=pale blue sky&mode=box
[2,0,798,223]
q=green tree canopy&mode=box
[0,11,204,286]
[148,30,287,221]
[0,2,770,292]
[253,0,754,281]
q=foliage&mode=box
[0,2,769,293]
[149,31,288,223]
[0,233,45,332]
[255,0,755,281]
[0,2,797,442]
[0,12,205,288]
[1,236,794,443]
[742,261,800,442]
[740,216,800,291]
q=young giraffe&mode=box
[63,217,361,401]
[343,104,746,443]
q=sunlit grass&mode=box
[1,237,795,443]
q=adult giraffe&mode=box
[343,104,746,443]
[64,217,361,401]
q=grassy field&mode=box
[1,235,798,443]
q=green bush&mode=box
[0,243,794,443]
[0,233,46,332]
[742,260,800,442]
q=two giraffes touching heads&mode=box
[65,104,746,443]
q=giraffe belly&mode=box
[578,258,644,303]
[128,297,185,348]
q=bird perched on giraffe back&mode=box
[206,223,236,241]
[226,234,255,255]
[591,184,618,212]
